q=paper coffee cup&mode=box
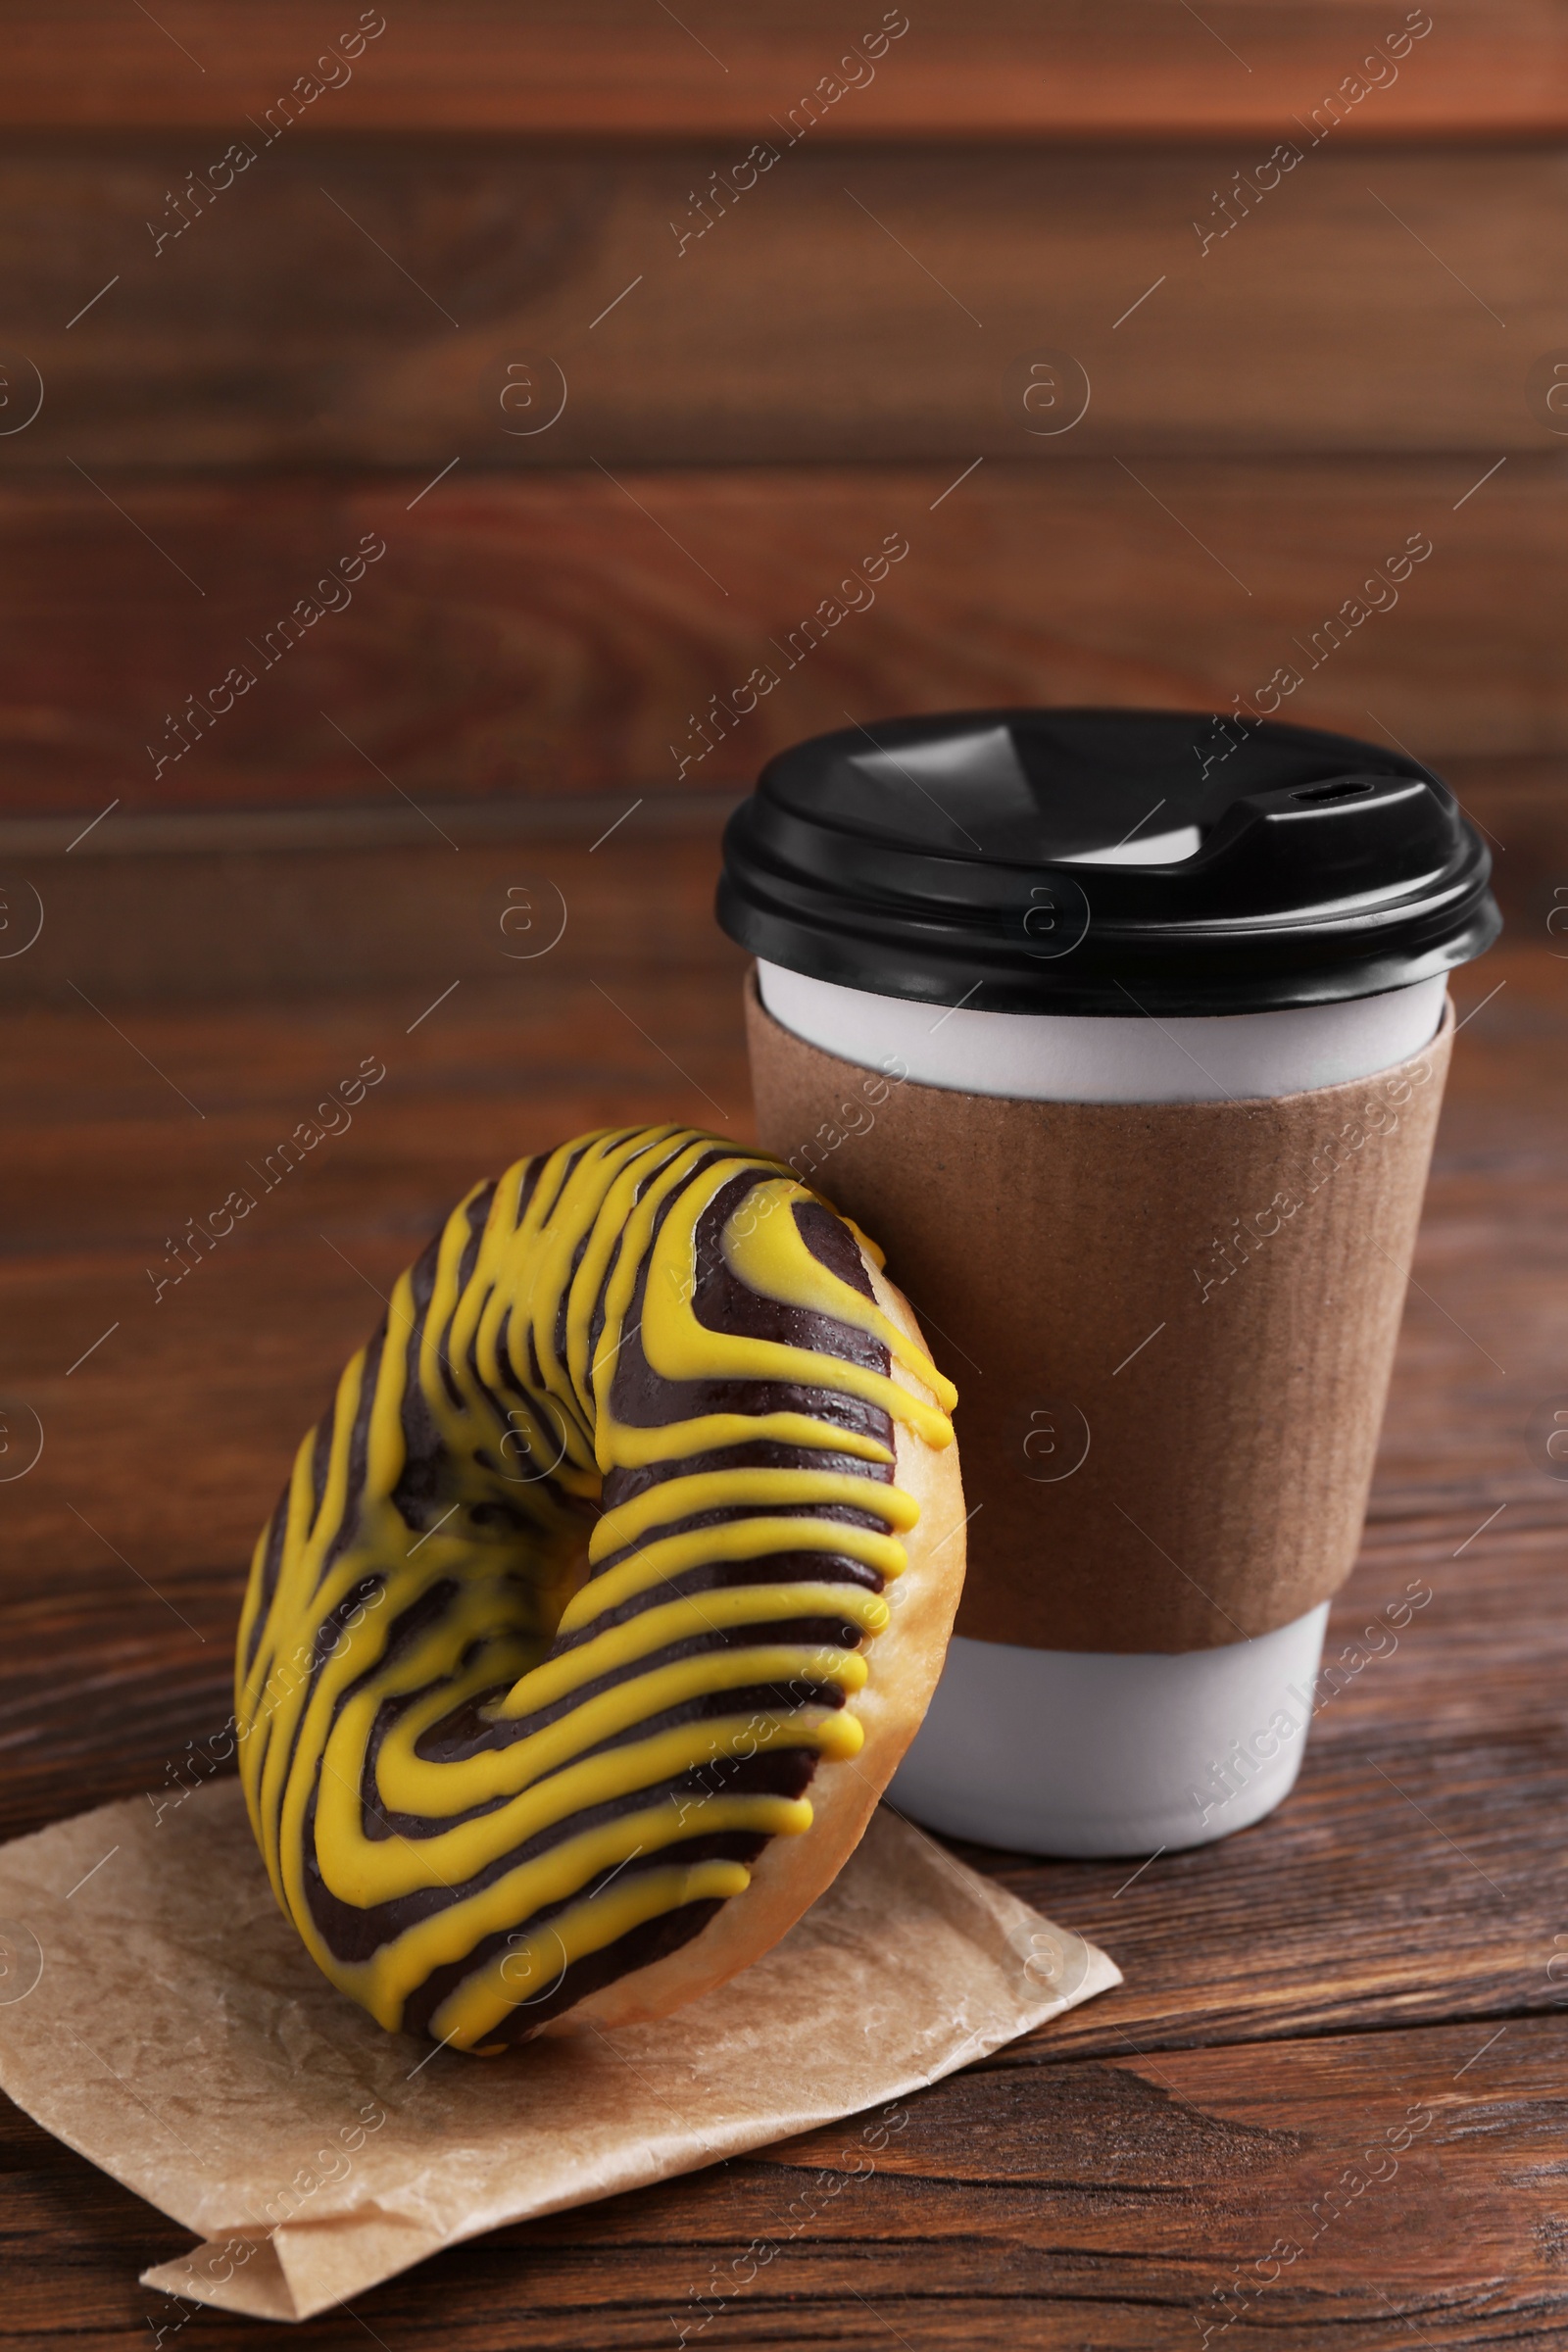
[718,710,1499,1857]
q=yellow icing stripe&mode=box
[368,1632,874,1829]
[400,1577,888,1753]
[599,1410,893,1471]
[721,1176,959,1412]
[310,1656,858,1901]
[589,1465,919,1563]
[429,1859,756,2049]
[554,1515,909,1643]
[338,1793,808,2031]
[640,1176,954,1446]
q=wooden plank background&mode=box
[5,145,1557,465]
[0,466,1561,824]
[2,9,1566,2345]
[0,1,1563,835]
[6,3,1565,140]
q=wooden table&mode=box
[2,820,1562,2349]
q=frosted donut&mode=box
[236,1125,962,2051]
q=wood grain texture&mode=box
[3,0,1559,2333]
[5,1,1564,140]
[4,142,1556,466]
[0,867,1561,2346]
[0,460,1558,823]
[0,826,733,1001]
[0,749,1552,1006]
[17,2023,1568,2345]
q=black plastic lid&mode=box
[716,708,1500,1016]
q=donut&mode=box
[235,1125,962,2052]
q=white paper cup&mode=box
[756,959,1446,1857]
[725,709,1497,1858]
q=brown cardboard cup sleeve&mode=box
[746,972,1453,1654]
[0,1782,1117,2324]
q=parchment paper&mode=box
[0,1780,1117,2323]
